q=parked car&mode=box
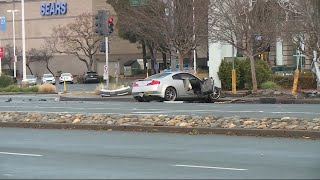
[22,75,37,85]
[59,73,74,84]
[83,71,99,83]
[132,72,221,102]
[41,74,56,85]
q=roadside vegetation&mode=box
[0,74,56,93]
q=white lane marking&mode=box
[2,174,13,177]
[172,164,248,171]
[0,151,43,157]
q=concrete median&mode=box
[0,122,319,139]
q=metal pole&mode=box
[105,36,109,89]
[0,39,2,76]
[192,0,197,74]
[12,12,16,79]
[21,0,27,81]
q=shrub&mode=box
[218,58,272,90]
[0,75,14,88]
[272,74,317,89]
[0,85,20,92]
[24,86,39,92]
[259,81,280,90]
[38,83,56,93]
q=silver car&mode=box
[132,72,221,102]
[22,75,37,85]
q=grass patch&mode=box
[259,81,280,90]
[38,83,56,93]
[0,85,38,92]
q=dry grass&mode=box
[94,83,105,95]
[195,71,209,80]
[38,83,56,93]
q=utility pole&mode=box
[7,9,19,79]
[192,0,197,74]
[21,0,27,81]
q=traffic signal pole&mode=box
[105,36,109,89]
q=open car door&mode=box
[201,77,214,95]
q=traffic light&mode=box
[95,10,107,36]
[108,17,114,34]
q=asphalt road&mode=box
[0,94,320,118]
[0,128,319,179]
[17,79,100,92]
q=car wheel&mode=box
[164,87,177,101]
[207,86,221,102]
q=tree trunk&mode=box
[162,52,167,69]
[148,44,156,75]
[249,55,258,93]
[46,62,54,76]
[142,41,147,73]
[26,65,33,75]
[178,51,184,71]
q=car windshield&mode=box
[43,74,53,78]
[61,73,71,77]
[26,75,35,79]
[145,73,171,80]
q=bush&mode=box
[0,75,14,88]
[0,85,38,92]
[38,83,56,93]
[218,58,272,90]
[259,81,280,90]
[272,74,317,89]
[24,86,39,92]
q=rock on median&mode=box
[0,112,319,131]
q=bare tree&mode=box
[1,44,21,71]
[46,13,102,71]
[26,48,40,75]
[208,0,284,92]
[281,0,320,58]
[113,0,208,71]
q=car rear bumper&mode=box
[132,91,164,98]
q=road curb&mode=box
[59,96,135,102]
[0,122,319,139]
[0,92,58,95]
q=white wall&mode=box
[208,41,235,88]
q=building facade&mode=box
[0,0,143,77]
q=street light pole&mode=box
[21,0,27,81]
[192,0,197,74]
[7,9,19,79]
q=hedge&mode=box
[218,58,272,90]
[272,74,317,89]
